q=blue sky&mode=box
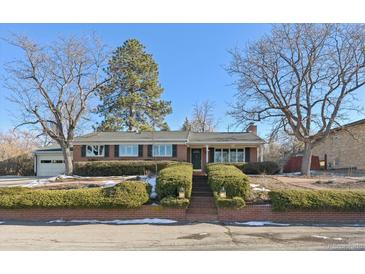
[1,24,364,139]
[0,23,273,136]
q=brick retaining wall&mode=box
[218,204,365,223]
[0,204,364,223]
[0,206,186,221]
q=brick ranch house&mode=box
[312,118,365,171]
[33,124,265,176]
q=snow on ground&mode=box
[48,218,177,224]
[235,221,290,226]
[250,183,270,192]
[140,176,157,199]
[101,181,119,188]
[312,235,343,241]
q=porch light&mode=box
[219,187,226,198]
[178,187,185,199]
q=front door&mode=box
[191,149,202,170]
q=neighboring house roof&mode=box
[312,118,365,144]
[187,132,265,144]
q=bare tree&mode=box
[190,100,217,132]
[3,35,107,175]
[228,24,365,175]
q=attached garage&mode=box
[33,146,71,177]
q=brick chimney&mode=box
[247,123,257,134]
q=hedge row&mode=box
[74,160,177,176]
[160,196,190,208]
[0,181,150,209]
[208,161,280,175]
[156,162,193,202]
[241,161,280,175]
[207,164,250,208]
[269,189,365,211]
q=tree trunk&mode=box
[61,145,73,175]
[301,142,312,176]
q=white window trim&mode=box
[214,148,246,163]
[119,144,139,157]
[153,144,173,157]
[86,145,105,157]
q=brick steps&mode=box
[187,175,217,221]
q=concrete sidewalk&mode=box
[0,221,364,250]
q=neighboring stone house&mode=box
[33,124,265,176]
[312,118,365,170]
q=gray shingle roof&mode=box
[187,132,264,143]
[73,131,190,143]
[72,130,264,144]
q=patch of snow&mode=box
[312,235,329,239]
[312,235,343,241]
[151,202,159,206]
[101,180,119,188]
[250,183,270,192]
[140,175,157,199]
[235,221,290,226]
[22,180,44,187]
[48,218,177,224]
[0,221,4,224]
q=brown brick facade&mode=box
[73,144,188,162]
[249,147,257,163]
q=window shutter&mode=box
[172,145,177,157]
[245,148,250,162]
[114,145,119,157]
[104,145,109,158]
[81,145,86,157]
[138,145,143,157]
[209,147,214,163]
[148,145,153,157]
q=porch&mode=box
[186,144,264,172]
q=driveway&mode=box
[0,221,364,250]
[0,176,52,187]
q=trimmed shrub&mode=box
[269,189,365,211]
[241,161,280,175]
[213,193,245,208]
[207,164,250,199]
[160,196,190,208]
[0,181,149,209]
[156,163,193,200]
[74,160,177,176]
[207,164,250,208]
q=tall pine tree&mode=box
[96,39,172,131]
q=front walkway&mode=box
[187,175,217,221]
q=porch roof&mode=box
[187,132,265,145]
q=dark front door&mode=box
[191,149,202,170]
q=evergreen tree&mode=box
[181,117,192,131]
[96,39,172,131]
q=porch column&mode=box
[260,145,264,162]
[206,145,209,163]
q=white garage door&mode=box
[37,154,65,177]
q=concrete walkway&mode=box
[0,221,364,250]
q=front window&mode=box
[214,148,245,163]
[86,145,105,157]
[153,144,172,157]
[119,144,138,157]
